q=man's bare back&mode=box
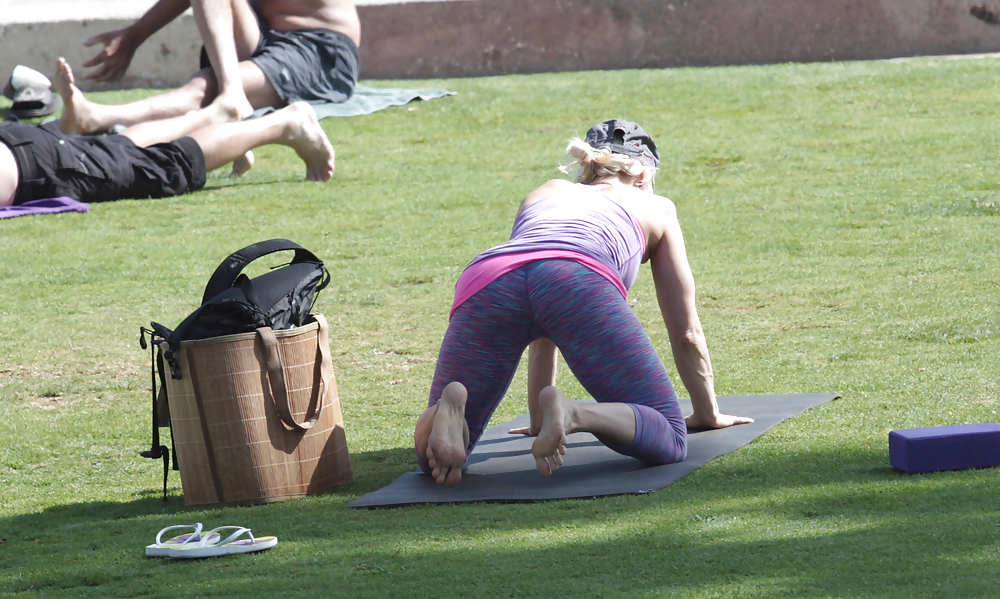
[257,0,360,46]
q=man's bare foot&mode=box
[531,386,575,476]
[426,382,470,487]
[54,58,106,135]
[229,151,254,177]
[281,102,335,182]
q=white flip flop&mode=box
[166,526,278,559]
[145,523,219,557]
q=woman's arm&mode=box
[510,337,559,435]
[649,200,753,429]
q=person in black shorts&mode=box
[0,60,336,208]
[57,0,361,138]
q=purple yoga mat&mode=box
[0,197,89,219]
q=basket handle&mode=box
[258,318,329,430]
[312,314,334,423]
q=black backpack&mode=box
[138,239,330,498]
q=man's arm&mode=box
[83,0,191,82]
[971,5,1000,25]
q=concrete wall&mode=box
[0,16,203,91]
[1,0,998,91]
[359,0,1000,78]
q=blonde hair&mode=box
[560,137,658,190]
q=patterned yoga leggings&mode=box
[417,259,687,473]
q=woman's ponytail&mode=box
[561,137,657,189]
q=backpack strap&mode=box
[201,239,325,305]
[139,326,170,501]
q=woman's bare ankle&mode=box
[532,386,572,475]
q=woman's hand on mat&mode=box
[83,29,138,82]
[509,426,539,436]
[685,412,754,430]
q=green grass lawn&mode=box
[1,55,998,597]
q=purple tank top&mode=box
[467,184,646,289]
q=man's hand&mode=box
[972,5,1000,25]
[685,412,754,430]
[82,29,139,82]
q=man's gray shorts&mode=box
[200,28,360,105]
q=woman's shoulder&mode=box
[520,179,576,210]
[612,190,679,256]
[615,188,676,222]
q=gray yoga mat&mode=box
[348,393,839,508]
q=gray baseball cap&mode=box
[585,119,659,167]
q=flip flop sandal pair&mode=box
[3,65,62,121]
[146,523,278,558]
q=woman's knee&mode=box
[626,403,687,465]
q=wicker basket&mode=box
[163,313,353,506]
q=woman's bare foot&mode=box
[426,382,470,487]
[229,151,254,177]
[531,386,576,476]
[53,58,107,135]
[281,102,335,182]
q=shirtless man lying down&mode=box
[59,0,360,136]
[0,60,335,208]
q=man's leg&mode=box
[190,0,264,119]
[60,68,281,135]
[83,83,235,149]
[58,68,214,136]
[122,102,335,181]
[0,143,17,207]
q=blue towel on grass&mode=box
[254,85,456,119]
[96,85,456,133]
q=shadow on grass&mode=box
[348,446,418,492]
[198,178,325,193]
[3,446,998,596]
[0,445,413,530]
[196,489,1000,598]
[0,443,920,526]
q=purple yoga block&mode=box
[889,423,1000,473]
